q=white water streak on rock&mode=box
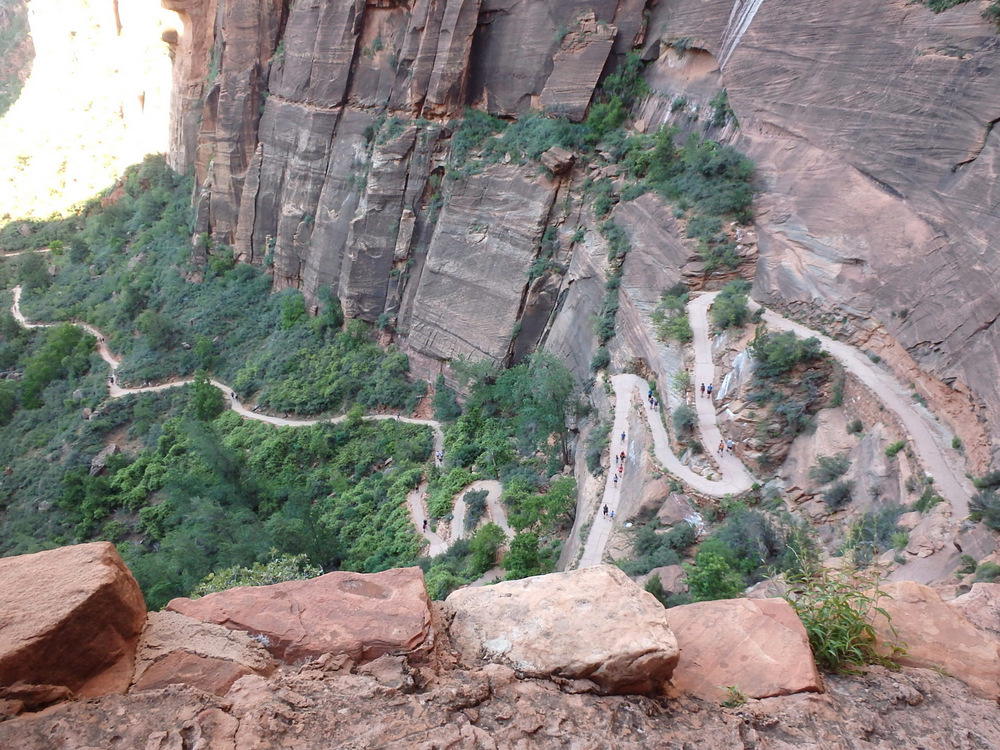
[719,0,765,70]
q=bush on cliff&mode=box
[783,563,904,673]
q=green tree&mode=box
[280,291,308,329]
[190,370,226,421]
[194,335,215,371]
[20,323,93,409]
[673,404,698,435]
[432,374,462,422]
[0,381,17,425]
[467,522,506,578]
[685,538,745,601]
[504,532,543,580]
[711,281,751,329]
[136,309,176,351]
[17,251,50,291]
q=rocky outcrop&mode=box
[167,567,433,665]
[0,543,146,697]
[3,649,1000,748]
[444,564,679,694]
[3,555,1000,746]
[949,583,1000,637]
[875,581,1000,701]
[405,164,558,365]
[131,611,274,696]
[666,598,823,701]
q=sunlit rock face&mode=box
[0,0,173,219]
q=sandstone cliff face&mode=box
[164,0,1000,454]
[641,0,1000,461]
[163,0,629,382]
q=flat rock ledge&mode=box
[444,565,679,695]
[167,567,433,665]
[665,598,823,702]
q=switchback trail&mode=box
[576,290,975,568]
[747,296,974,521]
[9,285,513,556]
[575,295,756,569]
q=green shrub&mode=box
[823,480,854,510]
[913,487,943,513]
[645,574,668,607]
[685,538,745,601]
[810,453,851,485]
[620,521,697,576]
[884,440,906,459]
[590,346,610,372]
[847,418,863,435]
[970,488,1000,531]
[985,1,1000,30]
[750,328,823,380]
[584,420,610,475]
[923,0,973,11]
[710,280,751,329]
[652,285,692,343]
[193,552,321,597]
[463,488,490,532]
[842,505,905,566]
[957,554,977,575]
[432,374,462,422]
[673,404,698,435]
[783,565,904,673]
[467,522,505,578]
[975,561,1000,583]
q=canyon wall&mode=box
[162,0,1000,458]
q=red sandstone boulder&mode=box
[666,598,822,702]
[875,581,1000,701]
[445,565,679,695]
[949,583,1000,636]
[0,542,146,697]
[167,567,432,665]
[131,611,275,696]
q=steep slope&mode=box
[162,0,1000,459]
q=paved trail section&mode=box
[575,308,755,569]
[747,297,974,521]
[576,291,975,568]
[11,285,513,555]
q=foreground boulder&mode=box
[0,542,146,697]
[444,565,678,694]
[131,611,275,696]
[875,581,1000,701]
[167,567,432,665]
[665,598,822,701]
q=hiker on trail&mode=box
[613,474,618,487]
[620,451,626,462]
[610,510,615,519]
[707,383,713,397]
[621,431,626,442]
[422,518,428,532]
[603,504,609,517]
[718,440,725,455]
[653,399,659,410]
[701,383,705,397]
[727,439,735,454]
